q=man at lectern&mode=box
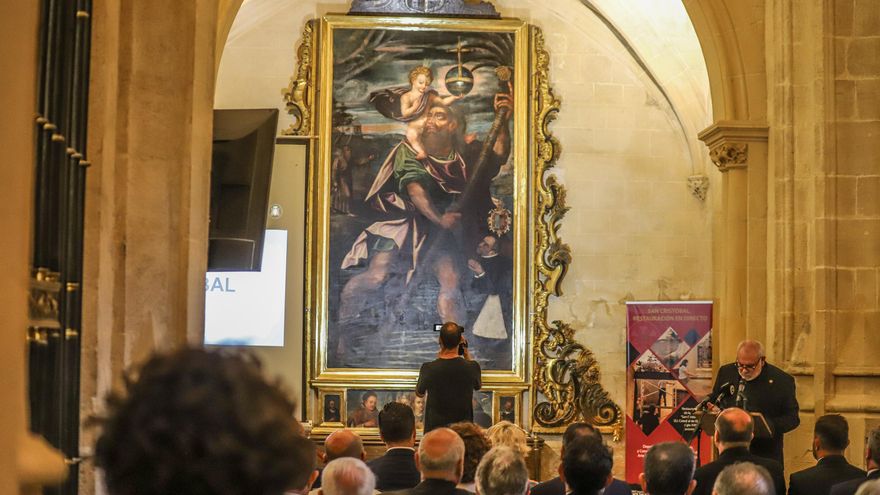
[709,340,799,466]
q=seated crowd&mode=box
[94,349,880,495]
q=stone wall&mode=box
[765,0,880,474]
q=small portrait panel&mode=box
[473,390,494,428]
[498,395,517,424]
[323,394,342,423]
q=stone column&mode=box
[698,121,770,361]
[80,3,218,492]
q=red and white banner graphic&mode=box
[625,301,714,484]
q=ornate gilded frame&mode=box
[287,13,621,436]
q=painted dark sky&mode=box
[332,28,515,134]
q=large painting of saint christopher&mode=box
[309,17,529,376]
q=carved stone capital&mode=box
[698,120,768,173]
[709,143,748,171]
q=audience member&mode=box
[711,462,774,495]
[531,422,631,495]
[692,407,784,495]
[831,426,880,495]
[449,422,492,493]
[640,442,696,495]
[486,421,529,457]
[384,427,469,495]
[559,435,613,495]
[313,429,366,491]
[325,429,366,462]
[321,458,376,495]
[94,348,318,495]
[855,480,880,495]
[485,421,536,488]
[474,446,529,495]
[368,402,421,491]
[790,414,866,495]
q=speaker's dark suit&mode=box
[383,478,472,495]
[529,475,632,495]
[712,362,800,466]
[830,469,880,495]
[789,455,866,495]
[366,448,420,492]
[692,446,786,495]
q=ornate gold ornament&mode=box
[487,198,511,236]
[282,20,317,136]
[529,27,622,437]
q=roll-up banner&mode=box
[625,301,713,484]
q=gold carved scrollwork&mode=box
[282,20,317,136]
[530,27,622,437]
[709,143,748,172]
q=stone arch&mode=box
[216,0,246,75]
[682,0,767,122]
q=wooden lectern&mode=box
[694,410,772,464]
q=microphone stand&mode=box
[690,386,727,468]
[691,400,710,468]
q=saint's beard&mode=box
[422,127,454,156]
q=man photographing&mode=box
[416,322,482,432]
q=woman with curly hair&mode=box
[94,348,318,495]
[449,422,492,493]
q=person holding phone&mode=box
[416,322,482,432]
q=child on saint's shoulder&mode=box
[370,65,463,160]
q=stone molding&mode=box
[698,120,768,172]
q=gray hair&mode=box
[321,457,375,495]
[419,429,465,473]
[475,446,529,495]
[712,462,774,495]
[736,340,765,358]
[856,480,880,495]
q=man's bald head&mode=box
[417,427,465,482]
[714,407,754,448]
[324,429,364,462]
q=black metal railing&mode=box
[28,0,92,493]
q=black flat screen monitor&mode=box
[209,108,278,271]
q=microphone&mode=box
[736,380,747,410]
[695,396,713,411]
[711,382,733,406]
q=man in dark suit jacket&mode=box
[384,428,471,495]
[530,422,632,495]
[789,414,866,495]
[830,426,880,495]
[367,402,421,491]
[710,340,800,466]
[692,407,785,495]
